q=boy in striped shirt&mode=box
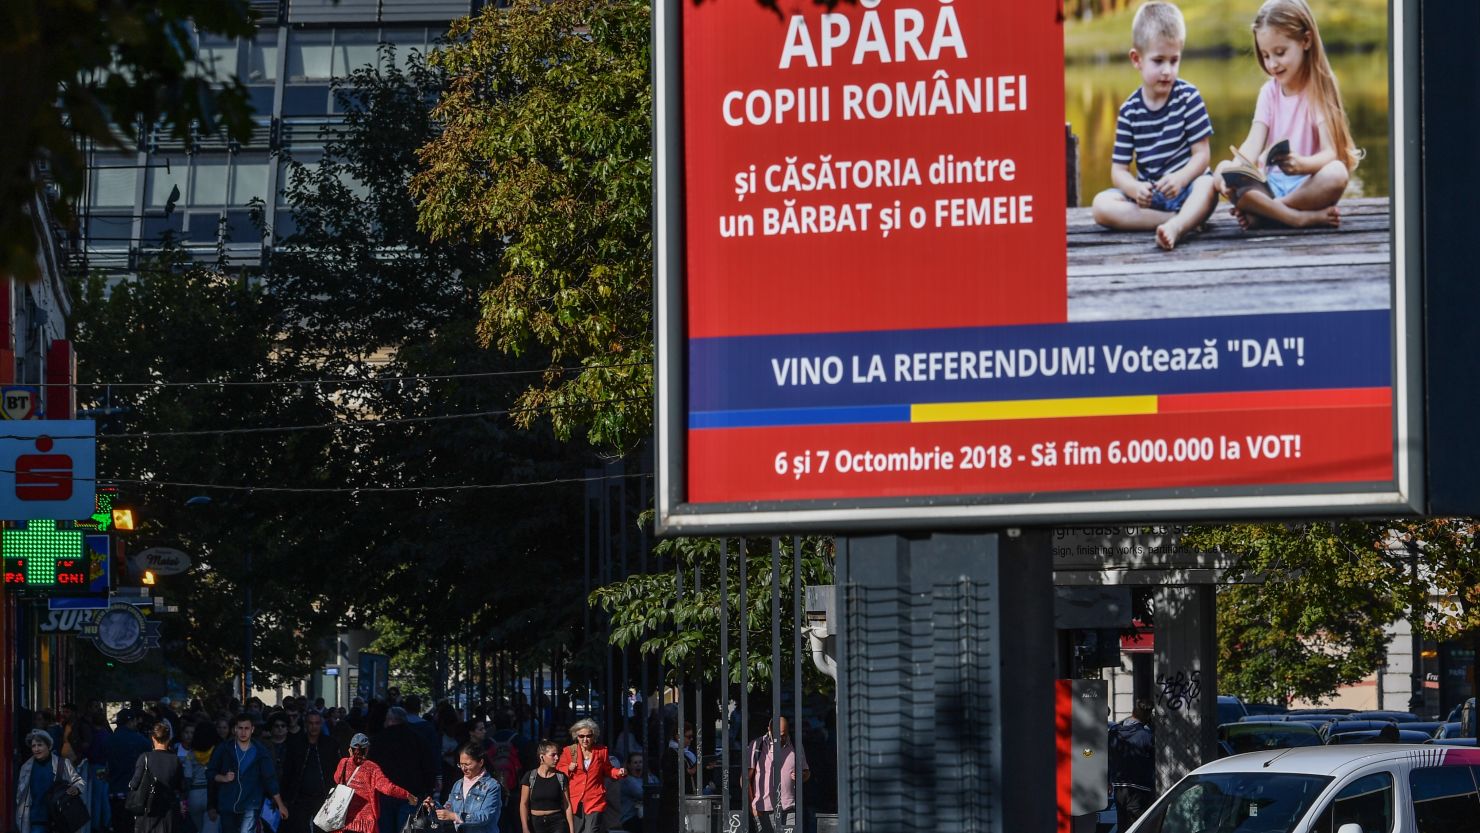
[1090,2,1217,250]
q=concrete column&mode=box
[1152,585,1217,793]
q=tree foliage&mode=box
[3,0,255,281]
[590,536,835,693]
[414,0,653,452]
[71,49,600,695]
[1187,520,1480,705]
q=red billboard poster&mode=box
[658,0,1417,532]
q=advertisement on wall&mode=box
[657,0,1417,532]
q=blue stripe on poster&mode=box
[687,310,1390,412]
[690,404,911,429]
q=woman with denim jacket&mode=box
[431,743,502,833]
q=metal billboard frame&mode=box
[654,0,1424,535]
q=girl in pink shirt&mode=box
[1213,0,1361,229]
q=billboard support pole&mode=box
[835,531,1055,831]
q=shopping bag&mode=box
[313,766,361,833]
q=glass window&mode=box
[190,156,230,205]
[281,85,331,117]
[1138,773,1332,833]
[332,29,380,78]
[276,153,322,206]
[286,32,333,80]
[145,162,184,210]
[89,159,138,208]
[185,211,222,244]
[247,85,277,117]
[196,36,239,81]
[86,215,135,245]
[1410,766,1480,833]
[221,210,259,244]
[1309,772,1394,833]
[382,29,426,71]
[231,155,270,205]
[246,35,278,83]
[141,214,183,243]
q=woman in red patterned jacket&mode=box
[331,734,418,833]
[554,720,625,833]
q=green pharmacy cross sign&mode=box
[2,520,86,587]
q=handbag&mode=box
[313,766,360,832]
[125,754,158,815]
[401,803,439,833]
[44,766,91,833]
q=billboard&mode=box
[656,0,1417,533]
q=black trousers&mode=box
[530,814,570,833]
[1115,786,1152,829]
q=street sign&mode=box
[0,421,96,520]
[130,547,191,576]
[1,387,41,420]
[2,520,87,587]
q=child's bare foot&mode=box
[1156,217,1188,250]
[1290,206,1341,229]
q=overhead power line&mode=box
[0,396,648,440]
[68,361,647,388]
[0,467,651,495]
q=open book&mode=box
[1221,139,1292,194]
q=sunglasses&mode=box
[576,734,594,740]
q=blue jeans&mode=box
[90,764,112,831]
[218,807,259,833]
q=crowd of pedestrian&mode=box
[15,689,835,833]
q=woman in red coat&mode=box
[555,720,625,833]
[332,734,418,833]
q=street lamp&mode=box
[186,495,253,701]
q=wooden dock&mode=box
[1066,197,1392,321]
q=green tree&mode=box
[70,252,355,689]
[1188,520,1480,705]
[413,0,653,452]
[590,536,835,691]
[3,0,255,281]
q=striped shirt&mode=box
[1112,79,1213,184]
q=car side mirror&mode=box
[1337,824,1363,833]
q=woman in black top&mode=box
[129,722,185,833]
[518,742,573,833]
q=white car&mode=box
[1126,744,1480,833]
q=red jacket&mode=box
[555,745,623,814]
[333,757,415,833]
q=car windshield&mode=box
[1136,772,1333,833]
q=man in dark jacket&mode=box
[107,710,151,833]
[1108,700,1156,829]
[369,707,433,833]
[282,711,344,833]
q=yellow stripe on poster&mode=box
[911,395,1159,423]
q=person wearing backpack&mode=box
[128,722,185,833]
[15,729,85,833]
[484,737,520,803]
[554,721,625,833]
[518,743,572,833]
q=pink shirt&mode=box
[748,735,805,812]
[1253,79,1323,159]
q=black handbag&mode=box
[402,802,440,833]
[45,777,90,833]
[125,754,161,815]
